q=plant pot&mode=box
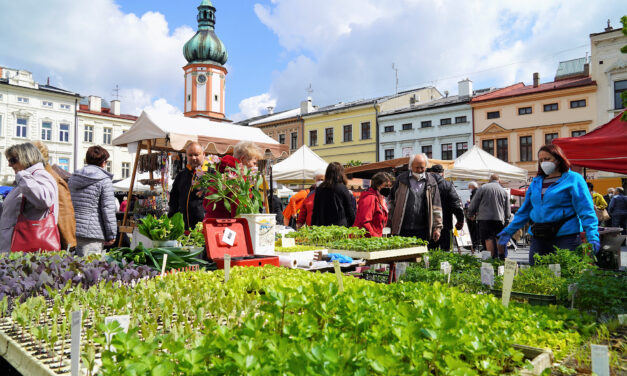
[239,213,276,255]
[152,240,179,248]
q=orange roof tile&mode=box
[471,77,595,103]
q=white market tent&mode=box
[112,172,168,192]
[272,145,328,183]
[444,145,528,182]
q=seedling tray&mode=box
[490,290,557,306]
[332,246,428,261]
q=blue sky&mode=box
[0,0,624,121]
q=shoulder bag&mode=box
[11,198,60,252]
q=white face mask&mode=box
[316,181,322,187]
[540,161,556,176]
[412,172,426,180]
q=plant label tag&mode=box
[497,265,504,276]
[382,227,391,236]
[71,310,81,376]
[481,263,494,287]
[568,283,578,309]
[481,251,491,260]
[549,264,561,278]
[104,315,130,352]
[424,255,429,269]
[224,254,231,283]
[222,228,236,246]
[281,237,296,247]
[160,254,168,277]
[440,261,451,274]
[590,344,610,376]
[333,260,344,292]
[618,314,626,325]
[501,259,517,308]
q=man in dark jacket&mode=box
[468,174,510,259]
[387,154,443,246]
[168,142,205,229]
[430,165,464,251]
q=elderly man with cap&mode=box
[387,153,443,246]
[429,164,464,251]
[168,142,206,229]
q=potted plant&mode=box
[137,213,185,247]
[178,222,205,253]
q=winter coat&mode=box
[501,170,599,243]
[46,164,76,249]
[467,181,510,223]
[0,163,59,253]
[387,171,443,237]
[354,188,388,237]
[311,183,355,227]
[297,189,316,228]
[608,194,627,216]
[431,173,464,230]
[169,167,206,228]
[269,194,284,225]
[283,189,309,226]
[69,165,117,241]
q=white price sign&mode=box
[222,228,237,246]
[501,259,517,307]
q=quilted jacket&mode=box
[69,165,117,241]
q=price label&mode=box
[71,310,82,376]
[224,254,231,283]
[222,228,237,246]
[333,260,344,292]
[440,262,451,283]
[481,263,494,287]
[382,227,391,236]
[549,264,561,278]
[424,255,430,269]
[590,344,610,376]
[497,265,504,276]
[501,259,517,307]
[160,254,168,277]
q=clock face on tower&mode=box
[196,74,207,84]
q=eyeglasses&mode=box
[8,157,17,165]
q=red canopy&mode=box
[552,111,627,174]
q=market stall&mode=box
[345,157,454,179]
[272,145,328,184]
[444,145,528,183]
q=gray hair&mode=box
[408,153,429,167]
[314,168,326,178]
[468,181,478,189]
[6,143,44,169]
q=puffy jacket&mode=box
[354,188,388,237]
[468,181,510,222]
[501,170,599,243]
[283,189,309,226]
[69,165,117,241]
[46,164,76,249]
[297,189,316,228]
[608,194,627,216]
[0,163,59,253]
[431,173,464,230]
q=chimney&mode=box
[111,100,120,116]
[444,90,449,98]
[533,72,539,88]
[605,19,613,32]
[458,78,473,97]
[88,96,102,112]
[266,106,274,115]
[409,95,416,107]
[300,97,314,114]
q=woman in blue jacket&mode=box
[497,144,599,264]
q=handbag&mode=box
[594,207,610,222]
[10,198,60,252]
[530,214,577,240]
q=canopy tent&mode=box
[444,145,528,182]
[345,157,454,179]
[112,172,168,192]
[112,110,288,157]
[552,110,627,175]
[271,145,328,183]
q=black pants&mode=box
[437,228,452,251]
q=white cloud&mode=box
[142,98,183,117]
[0,0,192,116]
[231,93,277,122]
[247,0,625,112]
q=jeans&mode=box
[529,233,581,265]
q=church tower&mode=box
[182,0,228,120]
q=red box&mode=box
[203,218,279,269]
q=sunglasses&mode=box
[8,157,17,165]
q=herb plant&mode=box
[108,243,210,271]
[137,212,185,241]
[328,236,427,252]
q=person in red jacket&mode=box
[296,170,325,229]
[354,172,394,237]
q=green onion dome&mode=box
[183,0,228,65]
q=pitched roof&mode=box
[78,104,137,121]
[471,76,595,103]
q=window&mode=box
[487,111,500,119]
[455,116,467,123]
[325,128,334,144]
[570,99,586,108]
[571,130,586,137]
[105,161,112,173]
[122,162,130,178]
[545,133,558,145]
[16,118,27,138]
[41,121,52,140]
[456,142,468,157]
[518,106,532,115]
[361,122,371,140]
[614,80,627,109]
[496,138,508,162]
[441,143,453,160]
[440,118,452,125]
[543,103,558,112]
[42,101,53,108]
[421,120,432,128]
[383,125,394,133]
[17,97,29,104]
[519,136,532,162]
[384,149,394,160]
[59,124,69,142]
[343,124,352,142]
[278,134,286,144]
[309,130,318,146]
[84,125,93,143]
[402,123,412,130]
[482,139,494,155]
[103,127,112,145]
[290,132,298,150]
[421,145,432,158]
[60,104,71,111]
[58,158,69,172]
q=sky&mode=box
[0,0,625,122]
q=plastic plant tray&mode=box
[489,290,557,306]
[332,246,428,260]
